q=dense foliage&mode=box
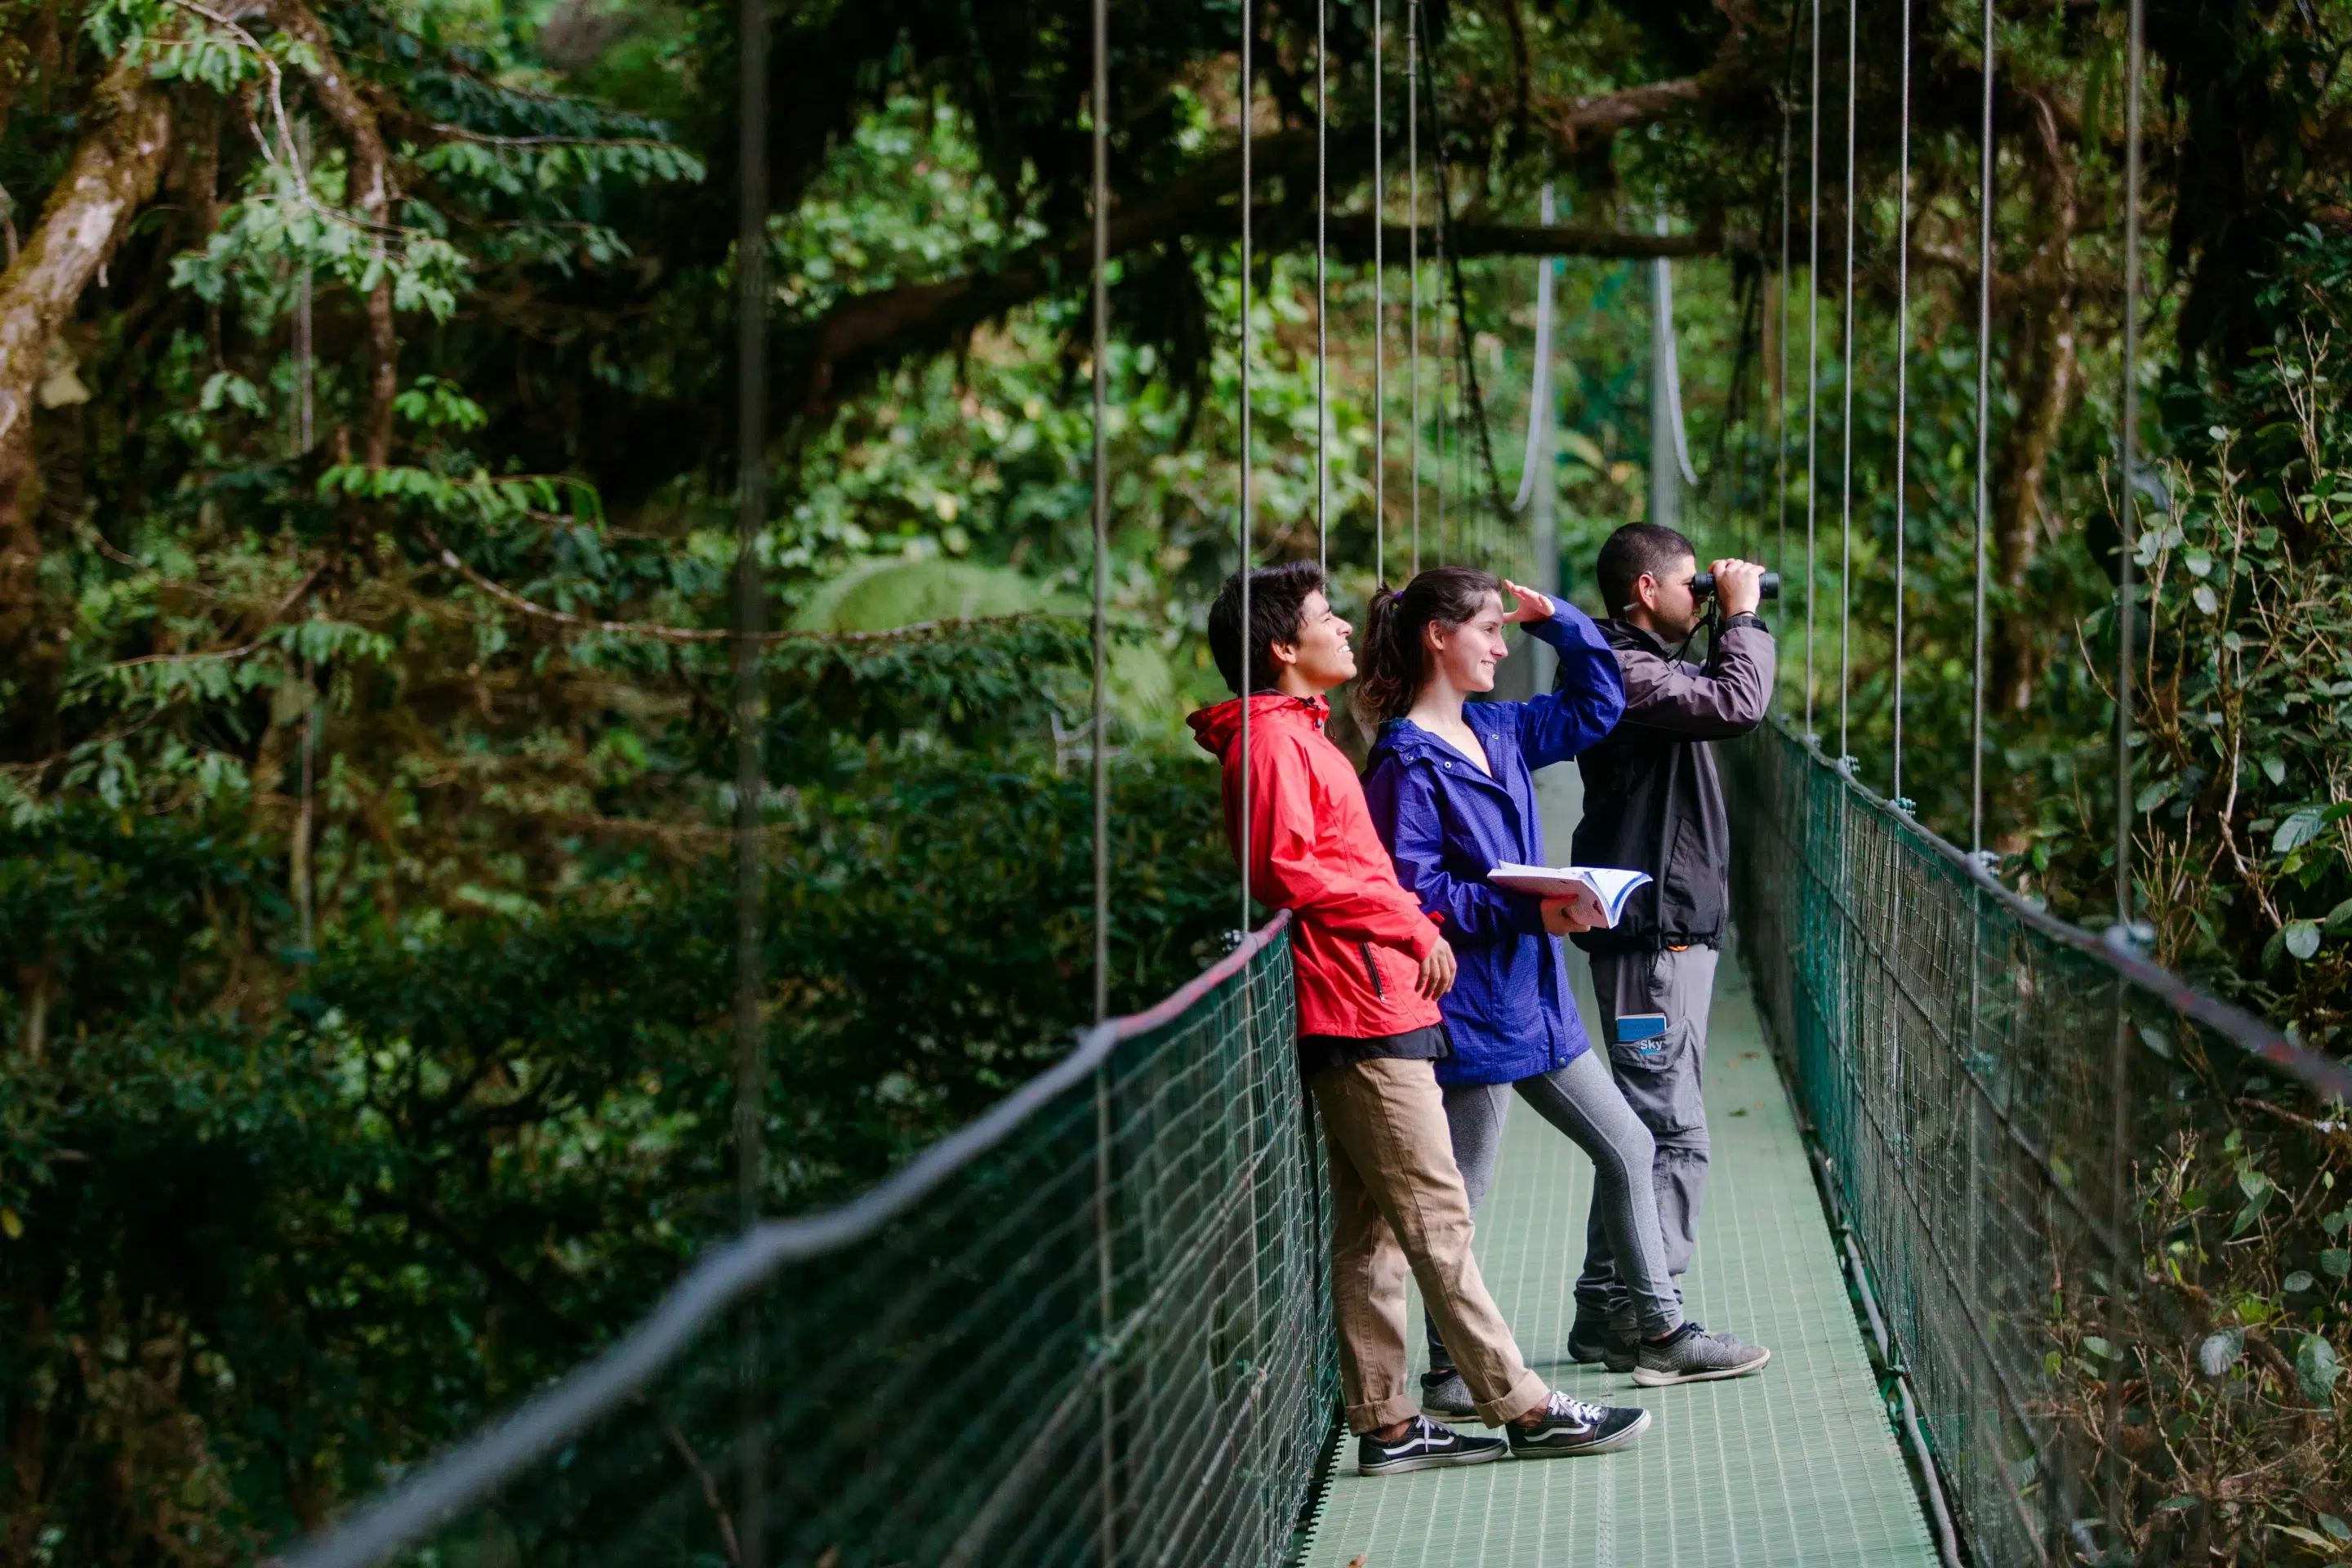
[0,0,2347,1552]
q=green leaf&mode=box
[2327,898,2352,933]
[2287,920,2323,960]
[2274,806,2327,853]
[2278,1525,2338,1550]
[2296,1334,2341,1405]
[2136,777,2179,813]
[2322,1248,2349,1279]
[2082,1335,2114,1359]
[2184,548,2215,578]
[2285,1271,2315,1293]
[2265,755,2289,786]
[2194,583,2221,614]
[2198,1328,2244,1377]
[2322,1512,2351,1543]
[2155,1495,2199,1512]
[2139,1023,2176,1059]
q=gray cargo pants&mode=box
[1575,944,1718,1318]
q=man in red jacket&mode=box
[1188,561,1650,1476]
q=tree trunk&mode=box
[0,53,172,742]
[1989,96,2082,713]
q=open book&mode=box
[1486,863,1654,929]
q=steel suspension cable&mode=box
[1407,0,1421,576]
[1089,0,1110,1025]
[1239,0,1254,931]
[1838,0,1855,764]
[1778,80,1791,659]
[1086,7,1114,1552]
[1892,0,1913,806]
[1805,0,1820,737]
[1971,0,1994,856]
[2117,0,2143,923]
[730,0,770,1548]
[1374,0,1385,586]
[2105,10,2147,1527]
[1420,138,1439,564]
[1316,0,1328,572]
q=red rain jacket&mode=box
[1187,693,1444,1040]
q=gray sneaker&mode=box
[1567,1306,1637,1374]
[1632,1321,1772,1386]
[1419,1368,1476,1420]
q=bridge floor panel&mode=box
[1300,954,1937,1568]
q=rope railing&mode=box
[284,915,1326,1568]
[1730,720,2350,1568]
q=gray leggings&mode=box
[1426,1048,1683,1365]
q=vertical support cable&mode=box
[1838,0,1855,764]
[292,119,317,954]
[1805,0,1820,738]
[1089,10,1116,1549]
[1407,0,1420,576]
[1893,0,1912,805]
[2106,7,2145,1538]
[2117,0,2143,934]
[1316,0,1328,573]
[1239,0,1254,934]
[1434,148,1448,566]
[1971,0,1995,857]
[1089,0,1111,1030]
[1374,0,1384,586]
[730,0,770,1552]
[1777,85,1791,696]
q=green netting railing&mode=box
[1730,719,2352,1567]
[288,911,1334,1568]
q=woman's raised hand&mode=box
[1500,578,1555,623]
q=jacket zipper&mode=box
[1357,942,1385,999]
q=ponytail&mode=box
[1350,566,1504,727]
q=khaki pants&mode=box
[1309,1057,1548,1432]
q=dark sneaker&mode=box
[1357,1414,1508,1476]
[1506,1390,1651,1459]
[1567,1306,1637,1374]
[1419,1367,1475,1421]
[1632,1321,1773,1387]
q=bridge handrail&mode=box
[284,912,1298,1568]
[1775,719,2350,1103]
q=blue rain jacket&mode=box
[1362,603,1627,1085]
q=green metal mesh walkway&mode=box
[1299,771,1938,1568]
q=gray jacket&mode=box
[1566,613,1775,953]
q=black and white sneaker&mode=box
[1506,1390,1651,1459]
[1632,1321,1772,1386]
[1567,1305,1637,1374]
[1419,1366,1476,1421]
[1356,1415,1508,1476]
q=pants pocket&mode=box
[1606,1019,1704,1137]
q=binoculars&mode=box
[1691,569,1782,601]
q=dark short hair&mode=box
[1207,560,1326,695]
[1596,523,1696,616]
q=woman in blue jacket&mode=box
[1358,568,1769,1404]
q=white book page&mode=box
[1486,863,1654,929]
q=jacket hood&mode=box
[1187,693,1330,759]
[1598,617,1671,655]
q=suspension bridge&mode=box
[270,0,2352,1560]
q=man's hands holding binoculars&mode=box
[1698,559,1771,619]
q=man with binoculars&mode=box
[1558,523,1777,1372]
